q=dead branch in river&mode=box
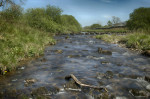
[65,74,108,92]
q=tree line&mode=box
[0,2,81,34]
[84,7,150,33]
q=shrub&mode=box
[127,7,150,32]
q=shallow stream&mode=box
[0,35,150,99]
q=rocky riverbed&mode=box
[0,35,150,99]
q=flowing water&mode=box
[0,35,150,99]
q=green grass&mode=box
[95,34,125,43]
[0,22,56,75]
[95,33,150,51]
[125,33,150,50]
[82,28,129,33]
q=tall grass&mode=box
[0,22,56,74]
[95,33,150,51]
[125,33,150,50]
[82,28,128,33]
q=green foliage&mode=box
[82,28,128,33]
[61,15,81,33]
[95,34,124,43]
[25,5,81,33]
[0,5,23,21]
[90,24,102,29]
[0,4,81,74]
[127,7,150,32]
[125,33,150,50]
[0,22,55,74]
[46,5,62,23]
[96,33,150,51]
[107,20,113,26]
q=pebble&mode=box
[12,79,18,82]
[116,96,127,99]
[146,85,150,91]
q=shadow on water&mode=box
[0,35,150,99]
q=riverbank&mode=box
[0,5,82,75]
[95,33,150,56]
[0,23,56,75]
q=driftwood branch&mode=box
[65,74,108,92]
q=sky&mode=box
[23,0,150,27]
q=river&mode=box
[0,35,150,99]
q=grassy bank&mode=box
[95,33,150,51]
[82,28,129,33]
[0,5,81,75]
[0,22,56,75]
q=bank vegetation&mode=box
[0,4,81,75]
[95,7,150,55]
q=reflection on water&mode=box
[0,35,150,98]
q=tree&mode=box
[111,16,121,24]
[127,7,150,31]
[46,5,62,23]
[90,24,102,29]
[0,5,23,21]
[61,15,81,32]
[107,20,113,26]
[0,0,24,8]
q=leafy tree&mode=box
[25,6,81,33]
[83,26,91,30]
[46,5,62,23]
[0,5,23,21]
[127,7,150,32]
[90,24,102,29]
[111,16,121,24]
[107,20,113,26]
[61,15,81,32]
[0,0,24,8]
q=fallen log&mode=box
[65,74,108,92]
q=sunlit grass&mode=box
[0,22,56,74]
[82,28,129,33]
[95,32,150,51]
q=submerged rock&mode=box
[146,85,150,91]
[24,78,37,87]
[31,87,49,96]
[67,55,81,58]
[98,47,112,55]
[65,36,69,39]
[55,50,63,54]
[129,89,150,97]
[105,71,114,79]
[40,58,47,62]
[31,86,59,98]
[142,50,150,56]
[97,71,114,79]
[101,61,110,64]
[145,76,150,83]
[115,96,127,99]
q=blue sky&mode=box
[23,0,150,27]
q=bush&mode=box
[0,5,23,21]
[127,7,150,32]
[61,15,81,33]
[25,6,81,33]
[90,24,102,29]
[125,33,150,50]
